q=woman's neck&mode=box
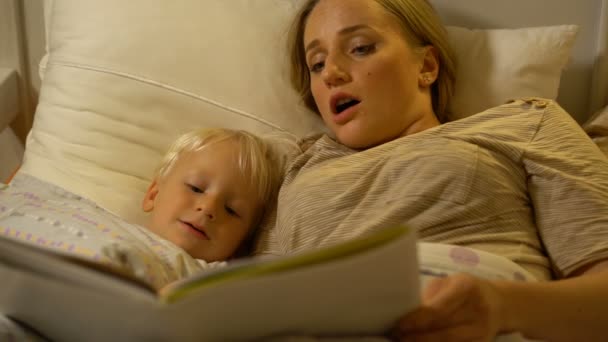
[401,112,441,137]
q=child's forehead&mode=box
[182,140,243,160]
[174,145,252,183]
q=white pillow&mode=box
[447,25,578,120]
[25,0,325,225]
[22,0,578,225]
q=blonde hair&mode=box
[287,0,456,122]
[155,128,284,210]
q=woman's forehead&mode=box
[304,0,398,43]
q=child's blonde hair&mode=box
[155,128,285,211]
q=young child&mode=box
[141,128,286,264]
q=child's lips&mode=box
[179,220,209,240]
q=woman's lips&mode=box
[330,93,360,114]
[332,101,360,125]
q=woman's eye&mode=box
[225,206,239,217]
[188,184,203,193]
[351,44,375,55]
[309,61,325,73]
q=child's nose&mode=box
[196,195,219,220]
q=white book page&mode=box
[161,228,420,341]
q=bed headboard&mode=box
[1,0,607,140]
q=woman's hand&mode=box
[395,273,506,342]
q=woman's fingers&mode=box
[423,275,474,312]
[397,273,502,341]
[399,306,439,332]
[399,276,470,331]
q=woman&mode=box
[255,0,608,341]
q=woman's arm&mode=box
[397,259,608,342]
[499,259,608,342]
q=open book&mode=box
[0,224,419,341]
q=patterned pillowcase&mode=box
[0,173,203,290]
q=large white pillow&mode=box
[25,0,325,225]
[22,0,578,225]
[447,25,578,120]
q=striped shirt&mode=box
[254,98,608,281]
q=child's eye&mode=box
[351,44,375,55]
[309,61,325,73]
[188,184,203,193]
[225,206,239,218]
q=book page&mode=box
[161,225,413,301]
[156,225,420,340]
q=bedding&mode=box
[0,173,203,290]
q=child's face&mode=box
[142,140,261,261]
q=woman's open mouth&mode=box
[334,98,360,114]
[330,93,361,125]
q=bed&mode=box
[1,0,608,341]
[7,0,607,224]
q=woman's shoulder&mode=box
[452,97,552,122]
[463,97,573,125]
[440,98,572,143]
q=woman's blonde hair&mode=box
[155,128,284,209]
[287,0,456,122]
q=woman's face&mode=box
[303,0,438,149]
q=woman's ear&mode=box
[418,45,440,88]
[142,179,160,212]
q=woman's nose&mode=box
[322,56,351,87]
[196,195,218,220]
